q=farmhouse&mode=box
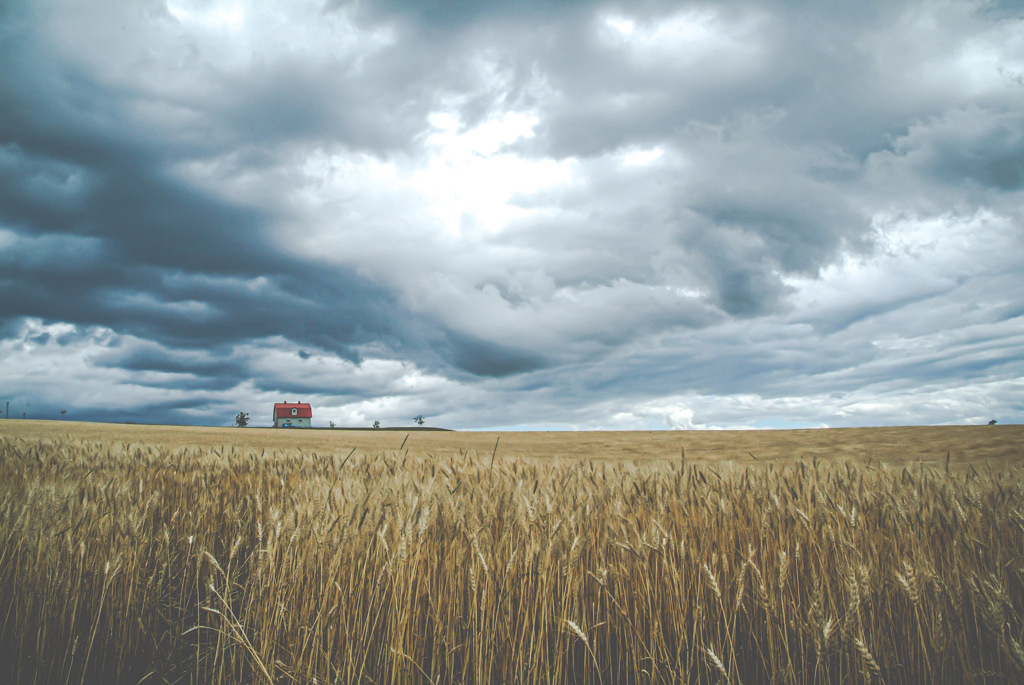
[273,401,312,428]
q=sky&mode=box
[1,0,1022,430]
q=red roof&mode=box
[274,402,312,418]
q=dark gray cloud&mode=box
[1,0,1022,428]
[0,9,458,372]
[900,109,1024,191]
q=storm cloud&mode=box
[1,0,1021,429]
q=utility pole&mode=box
[5,401,8,419]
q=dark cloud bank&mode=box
[1,0,1022,429]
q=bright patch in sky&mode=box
[414,112,571,235]
[167,1,246,31]
[601,8,763,69]
[620,147,665,167]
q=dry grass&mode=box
[0,422,1022,683]
[6,419,1023,465]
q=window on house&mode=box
[292,408,298,415]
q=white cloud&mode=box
[598,7,766,73]
[411,111,571,236]
[786,209,1021,331]
[166,1,246,32]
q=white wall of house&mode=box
[275,417,311,428]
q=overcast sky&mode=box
[1,0,1022,430]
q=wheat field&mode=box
[1,421,1023,683]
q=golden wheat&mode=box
[0,433,1022,683]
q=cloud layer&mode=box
[1,0,1022,429]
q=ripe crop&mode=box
[1,433,1023,683]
